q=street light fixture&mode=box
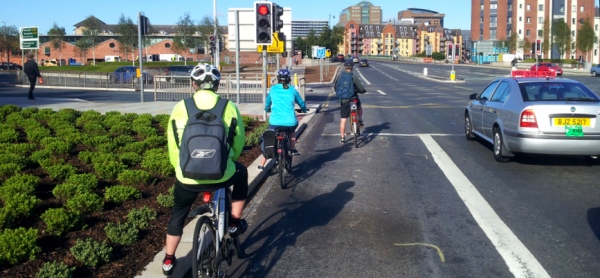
[329,14,335,29]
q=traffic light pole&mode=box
[263,49,267,121]
[138,12,144,103]
[213,0,219,70]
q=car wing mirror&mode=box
[469,93,477,100]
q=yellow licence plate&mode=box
[554,118,590,126]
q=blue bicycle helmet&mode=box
[277,68,291,83]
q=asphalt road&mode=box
[230,60,600,277]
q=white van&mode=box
[105,56,121,62]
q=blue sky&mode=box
[0,0,471,34]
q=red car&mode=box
[530,62,563,76]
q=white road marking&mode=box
[419,134,550,278]
[377,90,386,95]
[355,68,371,85]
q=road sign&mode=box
[257,32,285,53]
[326,49,331,58]
[21,27,38,39]
[316,47,326,59]
[21,40,38,49]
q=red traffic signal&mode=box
[209,35,215,42]
[257,4,269,16]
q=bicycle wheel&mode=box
[192,216,216,278]
[285,137,293,175]
[352,121,358,148]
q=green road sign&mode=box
[21,40,38,49]
[21,27,39,39]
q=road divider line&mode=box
[418,134,550,278]
[355,69,371,85]
[377,90,386,95]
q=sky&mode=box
[0,0,471,34]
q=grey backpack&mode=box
[175,97,236,180]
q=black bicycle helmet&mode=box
[344,60,354,69]
[277,68,292,83]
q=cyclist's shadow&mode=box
[359,122,391,146]
[232,182,355,277]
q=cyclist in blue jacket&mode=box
[258,68,307,170]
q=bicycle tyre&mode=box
[352,121,358,148]
[232,236,241,259]
[278,142,285,189]
[192,216,216,278]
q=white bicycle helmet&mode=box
[191,63,221,90]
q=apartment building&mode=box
[342,19,463,60]
[291,20,329,39]
[471,0,595,61]
[398,8,446,27]
[338,1,383,26]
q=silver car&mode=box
[465,77,600,162]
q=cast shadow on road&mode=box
[357,122,391,147]
[587,207,600,242]
[286,142,353,188]
[231,181,355,277]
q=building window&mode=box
[526,29,530,37]
[519,16,522,22]
[490,29,497,39]
[518,29,522,35]
[165,43,171,48]
[539,4,543,11]
[480,17,484,23]
[507,29,512,36]
[572,30,575,37]
[508,4,512,11]
[526,17,531,24]
[595,24,598,31]
[519,3,522,9]
[572,18,575,25]
[109,43,115,48]
[580,6,584,12]
[490,3,497,10]
[480,4,484,10]
[538,30,543,36]
[538,17,544,24]
[508,17,512,23]
[526,4,530,11]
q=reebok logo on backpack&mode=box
[335,72,355,100]
[175,97,236,180]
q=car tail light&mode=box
[203,192,211,203]
[520,109,538,128]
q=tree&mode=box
[115,14,138,62]
[0,24,19,66]
[74,38,91,63]
[576,18,595,63]
[197,16,222,54]
[543,18,550,54]
[508,30,518,54]
[48,23,66,65]
[81,15,101,65]
[172,12,200,65]
[519,37,531,57]
[552,18,570,59]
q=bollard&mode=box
[424,68,428,76]
[450,70,455,81]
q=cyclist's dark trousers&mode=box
[166,162,248,236]
[340,97,361,118]
[27,76,37,98]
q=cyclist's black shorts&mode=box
[340,97,361,119]
[167,162,248,236]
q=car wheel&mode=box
[465,112,475,141]
[493,127,510,162]
[593,71,598,77]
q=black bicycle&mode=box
[275,127,293,189]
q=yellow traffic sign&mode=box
[326,49,331,58]
[257,32,285,53]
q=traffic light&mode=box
[536,39,542,52]
[255,2,272,45]
[448,44,453,59]
[454,44,460,58]
[272,3,284,32]
[209,35,216,55]
[139,14,149,35]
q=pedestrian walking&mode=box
[23,53,42,100]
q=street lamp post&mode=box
[1,21,6,70]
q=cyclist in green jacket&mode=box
[162,64,248,276]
